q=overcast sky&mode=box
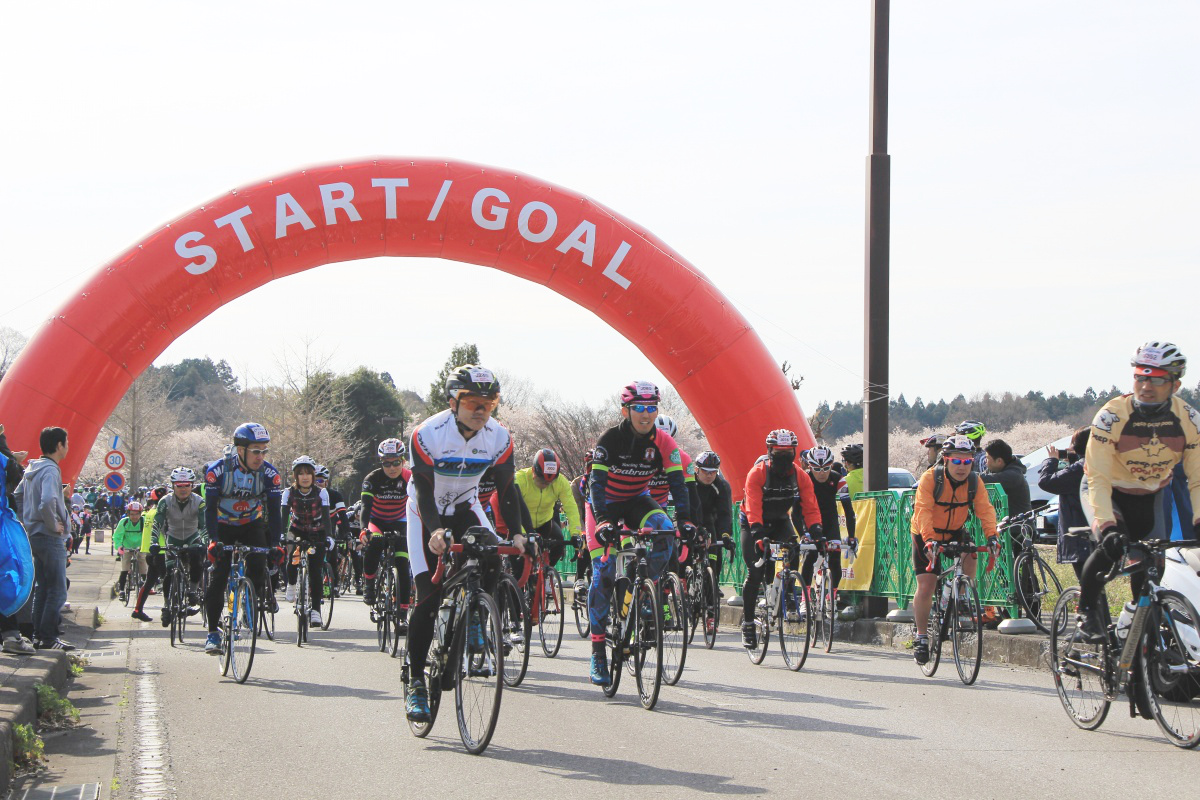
[1,2,1196,417]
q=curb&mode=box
[0,606,101,795]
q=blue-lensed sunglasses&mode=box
[945,457,973,466]
[626,404,658,413]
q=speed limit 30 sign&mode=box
[105,450,126,471]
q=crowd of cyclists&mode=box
[69,340,1200,748]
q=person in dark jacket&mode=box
[0,426,35,654]
[981,439,1032,518]
[1037,427,1092,579]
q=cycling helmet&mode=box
[941,434,975,456]
[291,455,317,473]
[152,486,168,501]
[920,433,950,449]
[654,415,678,438]
[445,365,500,401]
[619,380,660,405]
[169,466,196,484]
[695,450,721,471]
[840,443,863,465]
[315,464,331,481]
[1132,341,1187,378]
[533,448,560,481]
[955,420,987,444]
[582,448,595,470]
[765,429,799,449]
[803,446,835,469]
[377,438,406,459]
[126,501,143,512]
[233,422,270,447]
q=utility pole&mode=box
[863,0,890,493]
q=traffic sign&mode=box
[104,472,125,492]
[104,450,126,470]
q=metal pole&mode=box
[863,0,890,493]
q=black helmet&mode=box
[840,443,863,465]
[695,450,721,471]
[445,364,501,401]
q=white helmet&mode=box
[291,455,318,473]
[654,415,678,438]
[170,466,196,484]
[1132,341,1186,378]
[377,438,406,459]
[941,435,975,456]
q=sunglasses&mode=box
[245,448,270,456]
[1134,374,1173,387]
[381,459,403,468]
[458,395,499,412]
[945,457,973,466]
[626,404,658,414]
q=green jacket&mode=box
[113,517,146,551]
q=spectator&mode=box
[981,439,1032,518]
[13,426,75,651]
[1037,427,1092,579]
[0,425,35,654]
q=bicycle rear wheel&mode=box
[818,570,836,654]
[683,566,700,646]
[1139,589,1200,748]
[496,574,530,687]
[337,553,353,596]
[951,577,983,686]
[408,640,443,738]
[454,591,504,754]
[1014,550,1063,635]
[573,587,590,639]
[778,573,811,672]
[661,571,688,686]
[1050,587,1110,730]
[702,567,719,650]
[921,587,943,678]
[321,563,335,631]
[632,577,663,710]
[538,567,564,658]
[229,578,258,684]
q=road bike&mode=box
[1051,538,1200,748]
[516,533,564,658]
[121,548,143,607]
[255,560,277,642]
[495,548,532,687]
[402,528,520,755]
[369,532,408,658]
[1001,509,1066,635]
[218,545,273,684]
[747,537,811,671]
[569,535,592,639]
[682,532,732,651]
[292,538,331,645]
[335,538,356,596]
[163,544,204,648]
[802,537,844,654]
[919,540,993,686]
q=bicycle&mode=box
[918,540,993,686]
[217,545,273,684]
[682,533,732,650]
[495,547,532,687]
[598,527,676,710]
[256,559,277,642]
[335,539,355,596]
[369,532,408,658]
[402,528,520,755]
[1050,537,1200,748]
[569,535,592,639]
[292,538,330,645]
[1001,509,1066,635]
[122,548,143,607]
[515,533,564,658]
[802,537,845,654]
[747,537,811,671]
[163,544,203,648]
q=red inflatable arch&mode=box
[0,158,814,495]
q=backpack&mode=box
[931,464,979,510]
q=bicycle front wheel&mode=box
[1139,588,1200,748]
[169,579,184,648]
[496,574,530,687]
[603,579,628,698]
[748,595,770,666]
[632,577,663,710]
[296,568,308,647]
[453,591,504,754]
[950,577,983,686]
[921,591,943,678]
[538,567,564,658]
[1050,587,1110,730]
[778,573,811,672]
[660,571,688,686]
[683,566,701,646]
[819,570,836,654]
[573,584,591,639]
[702,567,719,650]
[1014,550,1063,635]
[229,578,258,684]
[376,570,393,653]
[321,563,335,631]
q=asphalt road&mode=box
[52,580,1200,799]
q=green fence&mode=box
[551,486,1015,616]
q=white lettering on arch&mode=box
[555,220,596,266]
[276,193,316,239]
[371,178,409,220]
[471,188,509,231]
[214,206,255,252]
[175,232,216,275]
[319,182,362,225]
[517,201,557,243]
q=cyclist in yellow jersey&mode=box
[841,444,864,498]
[1077,341,1200,640]
[513,449,580,568]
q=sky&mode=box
[1,2,1196,418]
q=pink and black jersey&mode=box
[589,419,690,523]
[361,466,411,529]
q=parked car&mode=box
[888,467,917,491]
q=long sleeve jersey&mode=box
[590,419,690,523]
[513,468,582,534]
[743,455,821,530]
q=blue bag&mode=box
[0,452,34,616]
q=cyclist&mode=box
[920,433,951,473]
[739,429,822,649]
[202,422,284,655]
[586,381,695,685]
[404,365,528,723]
[132,468,207,624]
[910,434,999,664]
[647,415,701,521]
[693,450,733,628]
[801,446,856,602]
[1076,341,1200,641]
[314,464,350,596]
[113,502,147,603]
[955,420,988,470]
[840,443,864,498]
[345,501,365,593]
[282,456,332,629]
[514,448,581,572]
[570,450,596,595]
[360,438,412,617]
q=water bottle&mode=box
[621,588,632,617]
[438,599,452,638]
[1115,602,1136,640]
[941,582,952,607]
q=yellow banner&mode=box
[840,498,877,591]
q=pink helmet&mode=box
[620,380,660,405]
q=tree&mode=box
[0,326,27,382]
[427,343,482,414]
[103,368,181,487]
[781,361,803,391]
[333,367,408,495]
